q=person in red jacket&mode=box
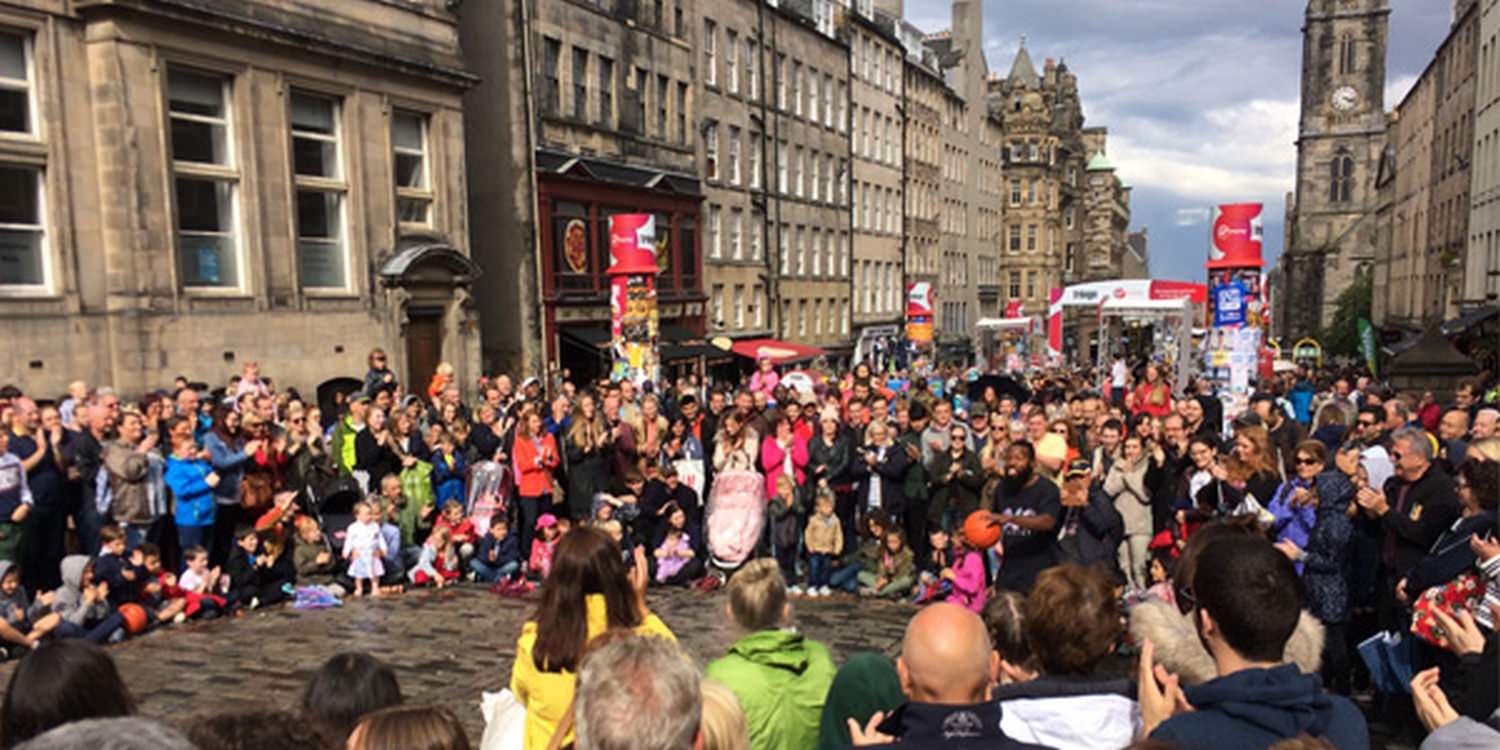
[513,409,560,556]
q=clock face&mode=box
[1331,85,1359,112]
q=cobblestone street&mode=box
[0,587,913,740]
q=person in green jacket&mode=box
[706,558,836,750]
[329,395,369,476]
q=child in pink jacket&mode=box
[947,530,988,614]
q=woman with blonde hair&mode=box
[564,393,610,521]
[1232,425,1282,507]
[346,704,469,750]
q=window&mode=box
[749,212,762,260]
[836,80,847,133]
[798,299,807,337]
[837,159,847,205]
[777,140,788,193]
[1330,154,1353,203]
[656,75,669,137]
[806,67,817,120]
[809,153,820,202]
[726,30,739,94]
[839,232,848,276]
[730,207,743,260]
[1008,271,1021,298]
[733,284,745,328]
[778,224,789,274]
[630,66,647,129]
[811,228,822,275]
[753,284,764,327]
[675,81,687,142]
[813,299,822,335]
[0,166,45,287]
[728,126,741,185]
[1026,224,1037,251]
[791,62,802,116]
[1026,271,1036,299]
[291,92,347,289]
[794,146,804,198]
[1064,206,1075,229]
[169,68,240,288]
[711,284,724,327]
[796,225,806,275]
[707,204,721,259]
[1008,225,1021,253]
[822,73,833,127]
[572,48,589,120]
[1338,33,1355,75]
[705,122,719,180]
[0,32,32,134]
[542,38,561,115]
[598,57,615,126]
[703,20,717,86]
[749,131,762,189]
[392,109,432,225]
[745,39,757,100]
[824,155,835,203]
[775,54,787,110]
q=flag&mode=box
[1357,318,1377,377]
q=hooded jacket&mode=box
[1128,597,1326,686]
[862,700,1051,749]
[1151,664,1368,750]
[705,629,836,750]
[0,561,47,626]
[103,439,152,525]
[995,675,1140,750]
[52,555,109,627]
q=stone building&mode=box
[1125,228,1150,279]
[920,0,1000,358]
[845,7,905,359]
[901,30,943,308]
[1375,0,1478,330]
[473,0,708,384]
[1278,0,1390,340]
[987,42,1085,320]
[1467,0,1500,308]
[1079,138,1133,281]
[0,0,479,398]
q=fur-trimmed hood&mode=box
[1128,597,1325,685]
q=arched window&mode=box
[1330,153,1354,203]
[1337,33,1356,74]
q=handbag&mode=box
[478,689,526,750]
[240,473,274,511]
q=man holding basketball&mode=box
[990,442,1061,594]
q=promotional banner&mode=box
[1208,203,1265,269]
[1212,281,1247,327]
[907,282,935,345]
[1207,268,1265,329]
[608,214,660,387]
[1358,318,1378,377]
[1047,280,1207,355]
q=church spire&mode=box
[1009,37,1040,89]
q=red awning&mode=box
[730,338,827,365]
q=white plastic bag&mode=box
[479,689,526,750]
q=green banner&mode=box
[1357,318,1377,377]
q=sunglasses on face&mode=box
[1296,457,1319,466]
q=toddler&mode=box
[857,529,915,599]
[343,501,388,598]
[410,525,460,588]
[653,507,700,587]
[0,562,58,650]
[293,515,337,580]
[136,544,188,625]
[946,527,987,614]
[471,515,522,583]
[529,513,561,580]
[92,525,141,607]
[912,527,954,605]
[433,500,478,564]
[802,491,843,597]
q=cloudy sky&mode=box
[904,0,1454,281]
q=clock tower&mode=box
[1277,0,1389,340]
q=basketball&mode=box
[118,603,149,635]
[963,511,1002,549]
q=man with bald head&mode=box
[849,603,1048,748]
[1473,407,1499,441]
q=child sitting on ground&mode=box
[176,545,226,619]
[858,528,915,599]
[802,489,842,597]
[135,544,188,626]
[0,561,59,651]
[225,526,294,610]
[92,525,141,607]
[653,506,701,587]
[432,500,477,565]
[529,513,561,580]
[410,525,460,588]
[470,515,522,583]
[833,510,889,593]
[52,555,124,643]
[343,501,387,598]
[293,515,337,581]
[912,526,953,605]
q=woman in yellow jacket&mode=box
[510,526,676,750]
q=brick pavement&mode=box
[0,587,913,740]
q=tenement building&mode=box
[1374,0,1478,330]
[846,7,906,360]
[1467,0,1500,308]
[0,0,479,397]
[921,0,1001,357]
[1278,0,1390,340]
[901,27,943,320]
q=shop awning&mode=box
[730,338,827,365]
[1441,305,1500,336]
[559,326,611,350]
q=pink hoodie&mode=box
[949,549,987,614]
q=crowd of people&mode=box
[0,348,1497,750]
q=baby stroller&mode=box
[306,474,363,549]
[698,468,766,591]
[465,460,510,538]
